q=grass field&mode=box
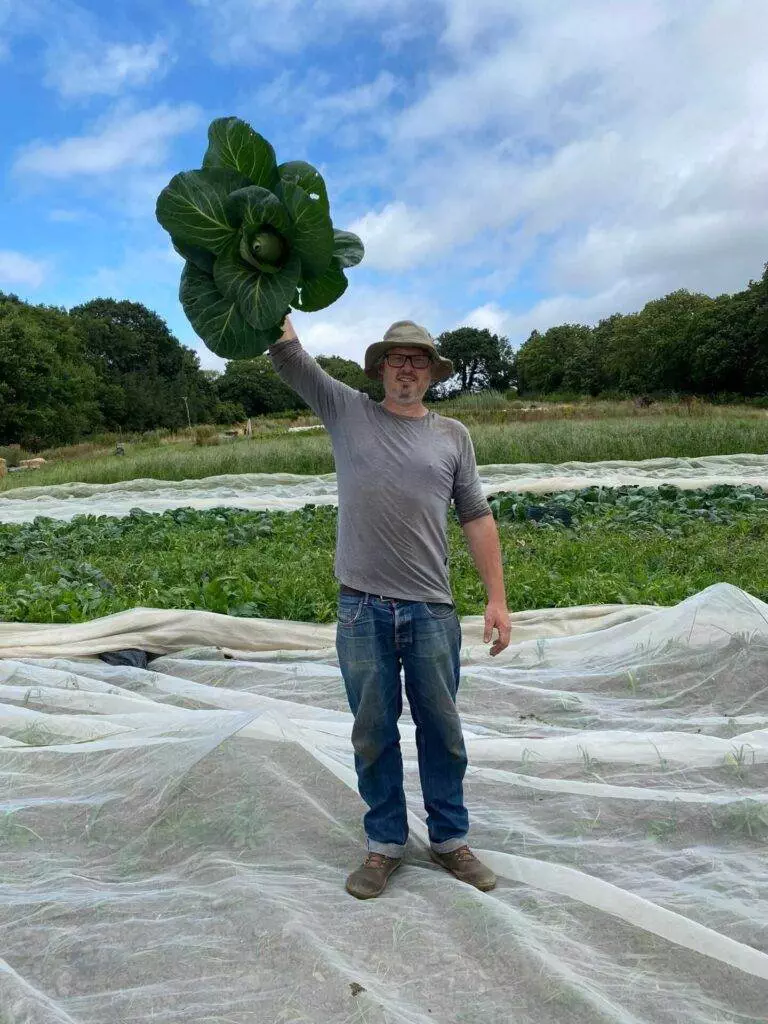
[1,486,765,623]
[2,396,768,493]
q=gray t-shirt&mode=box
[270,340,491,603]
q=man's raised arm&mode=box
[269,316,358,426]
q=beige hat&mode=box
[364,320,454,383]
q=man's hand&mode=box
[279,315,298,342]
[484,601,511,656]
[461,515,510,655]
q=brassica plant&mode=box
[156,117,364,358]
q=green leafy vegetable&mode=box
[156,117,364,359]
[180,262,272,359]
[2,486,767,624]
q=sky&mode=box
[1,0,767,371]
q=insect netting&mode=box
[1,453,767,523]
[0,582,766,1022]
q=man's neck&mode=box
[380,397,429,418]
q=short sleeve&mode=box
[452,426,491,524]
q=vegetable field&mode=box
[1,484,766,624]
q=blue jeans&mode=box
[336,592,469,858]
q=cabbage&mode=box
[156,117,364,358]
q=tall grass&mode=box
[0,434,335,490]
[436,390,768,424]
[2,411,767,492]
[470,417,768,464]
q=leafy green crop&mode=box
[156,117,364,359]
[1,486,767,624]
[490,483,768,536]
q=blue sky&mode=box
[2,0,767,370]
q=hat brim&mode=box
[364,340,454,384]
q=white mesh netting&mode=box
[2,452,768,523]
[1,582,767,1021]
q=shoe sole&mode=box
[430,851,497,891]
[345,860,402,899]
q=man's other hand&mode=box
[484,602,511,656]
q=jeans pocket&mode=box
[337,596,364,625]
[424,601,456,620]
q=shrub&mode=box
[194,425,219,445]
[213,401,247,425]
[0,445,22,468]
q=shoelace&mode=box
[364,853,389,869]
[451,846,475,863]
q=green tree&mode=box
[435,327,514,393]
[70,299,216,429]
[0,293,101,447]
[515,324,593,395]
[592,292,715,395]
[688,267,768,396]
[634,290,715,392]
[592,313,645,394]
[216,356,306,415]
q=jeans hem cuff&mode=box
[430,835,468,854]
[367,838,406,858]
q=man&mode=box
[270,317,511,899]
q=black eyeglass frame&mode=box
[382,352,434,370]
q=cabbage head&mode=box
[156,117,364,359]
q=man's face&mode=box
[380,346,433,406]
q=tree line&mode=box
[0,294,383,448]
[1,261,766,448]
[515,264,768,398]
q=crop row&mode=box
[0,485,765,624]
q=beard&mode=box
[395,378,419,401]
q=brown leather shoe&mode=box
[430,845,496,891]
[345,852,402,899]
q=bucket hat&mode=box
[364,321,453,383]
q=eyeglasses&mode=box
[383,352,432,370]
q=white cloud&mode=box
[251,69,397,148]
[0,0,43,60]
[8,0,763,366]
[314,71,396,119]
[191,0,425,62]
[438,0,518,51]
[48,208,88,223]
[458,303,512,337]
[348,203,439,272]
[339,0,768,336]
[45,38,170,99]
[552,211,768,298]
[85,244,180,298]
[14,102,201,179]
[0,250,48,289]
[304,72,397,143]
